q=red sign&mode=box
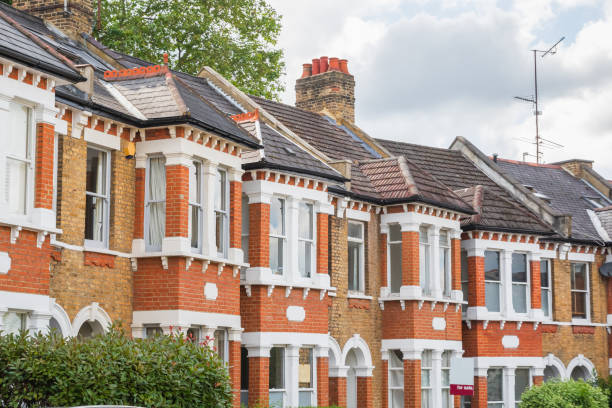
[450,384,474,396]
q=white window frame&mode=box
[514,367,532,407]
[348,221,365,294]
[421,350,433,408]
[214,328,229,363]
[298,347,316,407]
[188,159,203,253]
[461,250,469,313]
[510,253,530,315]
[484,250,502,314]
[298,201,315,278]
[441,351,452,408]
[570,262,590,323]
[2,101,35,220]
[387,224,403,294]
[144,155,166,252]
[420,226,431,296]
[487,367,504,408]
[84,147,111,249]
[3,310,28,335]
[540,259,553,320]
[439,230,451,298]
[269,346,286,406]
[144,325,163,339]
[241,194,249,278]
[215,168,230,258]
[388,350,404,408]
[270,196,287,275]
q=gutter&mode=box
[0,45,85,82]
[243,160,348,183]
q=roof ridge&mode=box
[378,138,463,154]
[493,157,562,169]
[165,73,188,115]
[397,156,419,197]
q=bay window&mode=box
[421,350,432,408]
[214,328,228,363]
[388,224,402,293]
[571,263,589,320]
[439,230,451,297]
[511,253,528,314]
[485,251,501,313]
[388,350,404,408]
[3,311,27,335]
[189,160,203,252]
[145,156,166,251]
[145,326,162,339]
[348,221,365,293]
[461,250,469,312]
[442,351,452,408]
[5,102,32,216]
[487,368,503,408]
[186,327,200,344]
[419,227,431,295]
[298,202,314,278]
[514,368,531,407]
[298,348,314,406]
[270,197,286,275]
[269,347,285,406]
[540,259,552,319]
[215,169,229,257]
[85,148,110,248]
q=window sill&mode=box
[0,217,61,236]
[379,293,466,305]
[347,291,372,300]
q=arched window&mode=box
[544,365,561,382]
[77,320,104,340]
[570,365,591,381]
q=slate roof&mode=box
[0,4,82,81]
[595,207,612,239]
[494,159,612,242]
[379,139,552,234]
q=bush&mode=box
[0,325,232,408]
[520,379,608,408]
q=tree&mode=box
[0,325,232,407]
[93,0,285,100]
[520,380,608,408]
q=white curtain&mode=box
[147,157,166,248]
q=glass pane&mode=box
[215,170,226,211]
[439,230,449,246]
[442,351,452,367]
[512,253,527,283]
[485,282,500,312]
[442,389,451,408]
[421,389,431,408]
[541,289,550,317]
[9,103,29,157]
[85,195,106,241]
[544,365,560,382]
[571,264,587,290]
[440,248,450,295]
[572,292,586,318]
[270,237,284,275]
[240,391,249,407]
[186,327,200,344]
[487,368,503,401]
[461,251,469,280]
[145,326,162,338]
[348,241,362,291]
[515,368,530,402]
[484,251,500,281]
[389,224,402,242]
[348,222,363,239]
[242,195,249,234]
[147,202,165,248]
[442,370,450,386]
[540,260,549,288]
[512,284,527,313]
[269,347,284,389]
[299,390,312,407]
[390,350,404,368]
[190,205,200,248]
[269,391,284,408]
[148,157,166,201]
[420,243,430,294]
[298,348,313,388]
[571,366,589,381]
[241,347,249,390]
[462,282,469,312]
[189,161,201,204]
[390,242,402,293]
[298,202,313,239]
[3,312,26,335]
[419,227,429,243]
[86,149,107,195]
[421,350,432,366]
[270,197,285,236]
[391,390,404,408]
[390,370,404,387]
[7,158,27,214]
[299,241,312,277]
[215,212,225,254]
[421,370,430,387]
[214,329,226,362]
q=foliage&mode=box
[93,0,285,100]
[520,379,608,408]
[0,325,232,408]
[595,375,612,407]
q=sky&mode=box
[266,0,612,178]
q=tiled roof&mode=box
[494,158,611,241]
[379,139,552,234]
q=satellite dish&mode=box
[599,262,612,278]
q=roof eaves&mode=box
[243,159,348,183]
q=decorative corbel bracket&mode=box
[10,226,21,244]
[161,256,168,270]
[303,287,310,300]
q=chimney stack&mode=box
[13,0,94,37]
[295,55,355,123]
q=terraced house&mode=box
[1,2,612,408]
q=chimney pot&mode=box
[329,57,340,71]
[320,56,329,73]
[312,59,320,75]
[301,63,312,78]
[339,59,349,74]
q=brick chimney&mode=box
[295,56,355,123]
[13,0,94,37]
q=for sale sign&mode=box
[450,357,474,396]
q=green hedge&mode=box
[0,325,232,408]
[520,379,608,408]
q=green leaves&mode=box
[0,325,232,407]
[520,380,609,408]
[93,0,285,100]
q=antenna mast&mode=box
[514,37,565,163]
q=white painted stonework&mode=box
[0,252,10,274]
[502,335,519,349]
[204,283,218,300]
[286,305,305,322]
[432,317,446,331]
